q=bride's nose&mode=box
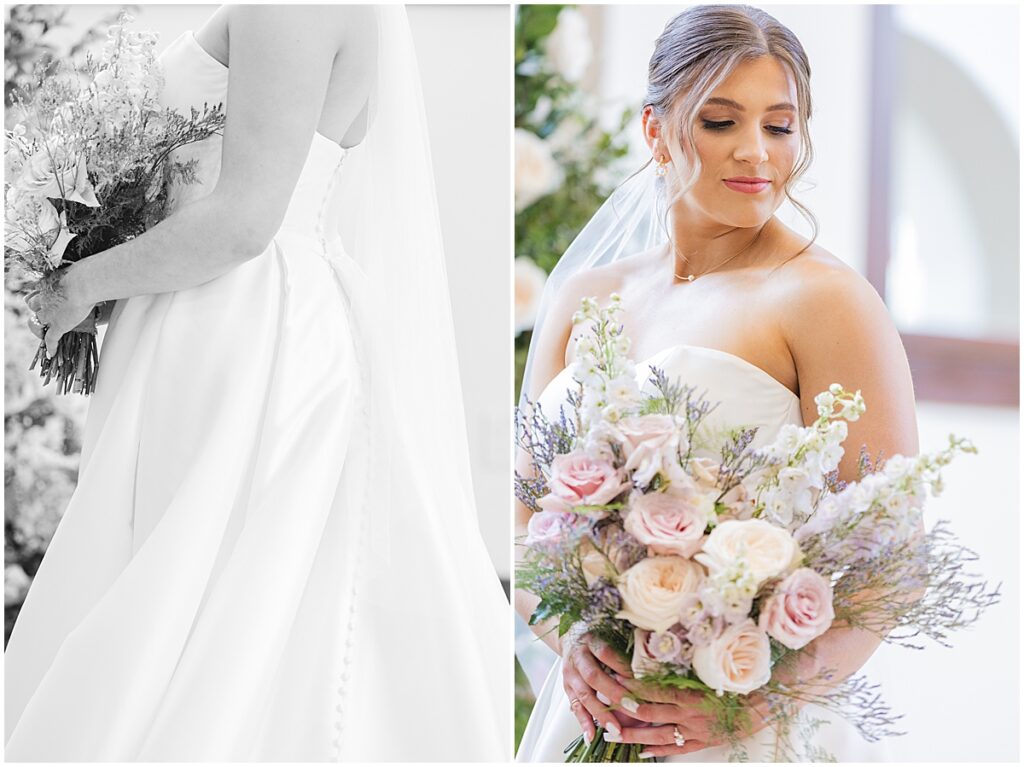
[733,125,769,165]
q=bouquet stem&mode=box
[28,323,99,395]
[565,728,647,762]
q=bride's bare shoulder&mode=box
[552,246,663,311]
[771,242,900,366]
[772,245,882,318]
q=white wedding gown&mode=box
[5,30,509,761]
[516,344,893,762]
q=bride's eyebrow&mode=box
[704,97,796,113]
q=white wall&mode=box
[408,5,512,579]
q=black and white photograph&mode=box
[4,4,511,761]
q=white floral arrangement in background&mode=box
[514,5,633,400]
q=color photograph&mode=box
[514,4,1018,762]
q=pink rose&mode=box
[624,488,711,558]
[758,567,835,650]
[612,414,687,487]
[524,510,578,547]
[538,452,626,513]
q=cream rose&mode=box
[544,8,593,83]
[538,452,626,514]
[697,519,801,585]
[624,487,711,558]
[692,618,771,695]
[615,555,704,633]
[514,257,547,334]
[515,129,563,211]
[758,568,835,650]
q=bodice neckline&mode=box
[546,343,800,404]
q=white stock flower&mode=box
[514,257,547,334]
[515,128,563,211]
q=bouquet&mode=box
[515,295,999,762]
[4,13,226,394]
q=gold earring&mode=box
[655,156,668,177]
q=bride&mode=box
[6,5,509,761]
[515,5,918,762]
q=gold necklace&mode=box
[672,222,771,282]
[673,247,748,282]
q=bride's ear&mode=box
[641,105,663,159]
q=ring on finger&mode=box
[569,698,582,712]
[673,725,685,747]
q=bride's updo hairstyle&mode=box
[646,4,818,247]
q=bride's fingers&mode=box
[613,672,705,707]
[625,699,714,727]
[583,633,632,677]
[608,724,698,746]
[563,682,596,744]
[573,648,636,712]
[27,314,44,339]
[638,739,709,758]
[563,660,623,738]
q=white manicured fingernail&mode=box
[621,696,639,713]
[584,730,592,745]
[605,720,621,738]
[596,691,612,705]
[602,731,622,743]
[639,751,655,759]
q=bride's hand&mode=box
[25,267,94,358]
[561,628,644,744]
[607,672,773,757]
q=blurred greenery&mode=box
[513,5,633,401]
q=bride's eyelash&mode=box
[701,119,794,135]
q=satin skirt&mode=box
[4,230,510,761]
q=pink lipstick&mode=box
[723,176,770,194]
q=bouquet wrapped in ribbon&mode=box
[4,13,225,394]
[515,295,999,761]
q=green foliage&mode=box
[513,5,635,399]
[514,656,537,753]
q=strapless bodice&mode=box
[536,344,804,456]
[156,31,348,248]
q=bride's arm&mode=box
[775,260,922,656]
[31,6,375,355]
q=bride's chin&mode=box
[715,209,773,230]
